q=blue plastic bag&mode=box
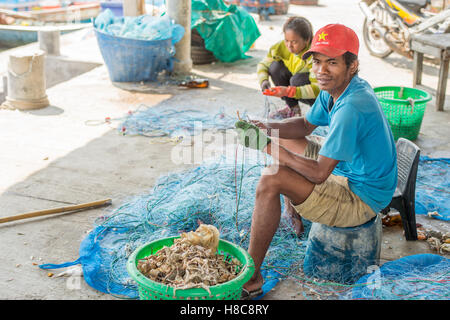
[94,9,185,43]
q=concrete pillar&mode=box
[38,27,60,56]
[1,50,49,110]
[123,0,145,16]
[166,0,192,74]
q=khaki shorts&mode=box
[292,135,376,228]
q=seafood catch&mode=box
[137,224,241,293]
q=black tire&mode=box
[191,45,216,65]
[190,29,216,65]
[362,17,393,58]
[191,28,205,47]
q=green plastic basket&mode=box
[374,86,431,141]
[126,236,255,300]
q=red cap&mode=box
[302,24,359,59]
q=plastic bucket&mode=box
[303,214,382,284]
[94,29,174,82]
[126,236,255,300]
[374,86,432,141]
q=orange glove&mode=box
[263,86,297,98]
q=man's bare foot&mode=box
[243,271,264,293]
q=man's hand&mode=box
[249,119,268,130]
[249,119,276,138]
[235,120,271,151]
[260,80,271,92]
[263,86,296,98]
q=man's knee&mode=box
[261,163,283,177]
[256,165,284,195]
[257,165,292,196]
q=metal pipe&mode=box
[359,1,376,22]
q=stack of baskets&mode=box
[374,86,432,141]
[127,236,255,300]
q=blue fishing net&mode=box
[416,157,450,221]
[41,104,450,299]
[118,104,240,138]
[41,152,309,299]
[351,254,450,300]
[39,152,449,300]
[117,101,329,139]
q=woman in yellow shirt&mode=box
[257,16,320,117]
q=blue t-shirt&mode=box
[306,75,398,213]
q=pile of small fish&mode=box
[137,225,242,294]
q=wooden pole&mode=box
[0,198,112,224]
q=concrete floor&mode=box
[0,0,448,300]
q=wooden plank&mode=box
[411,33,450,50]
[411,40,443,58]
[411,34,450,111]
[0,199,112,224]
[436,57,449,111]
[412,50,423,86]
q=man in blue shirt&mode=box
[239,24,397,299]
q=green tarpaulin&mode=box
[191,0,261,62]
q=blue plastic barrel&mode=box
[94,29,174,82]
[303,214,382,284]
